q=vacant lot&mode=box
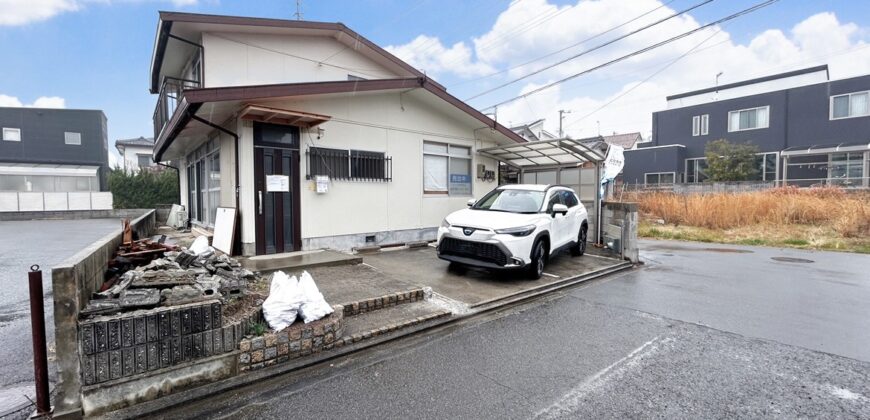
[625,188,870,253]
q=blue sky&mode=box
[1,0,868,161]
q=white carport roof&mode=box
[478,136,608,169]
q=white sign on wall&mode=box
[266,175,290,192]
[315,176,329,193]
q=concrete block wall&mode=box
[51,210,156,418]
[79,301,224,386]
[601,201,639,263]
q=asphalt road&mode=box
[157,240,870,419]
[0,218,120,415]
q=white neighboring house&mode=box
[150,12,525,256]
[115,136,156,172]
[510,119,557,142]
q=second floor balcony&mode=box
[153,76,201,141]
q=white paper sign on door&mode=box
[266,175,290,192]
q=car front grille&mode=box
[439,237,509,266]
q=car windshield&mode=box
[472,189,545,213]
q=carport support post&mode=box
[595,162,602,245]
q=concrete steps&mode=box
[240,250,362,273]
[339,301,451,346]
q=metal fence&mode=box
[620,181,777,195]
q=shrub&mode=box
[108,168,179,209]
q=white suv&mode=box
[436,184,589,279]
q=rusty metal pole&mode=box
[28,265,51,416]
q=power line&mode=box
[449,0,678,88]
[479,0,780,111]
[466,0,716,101]
[563,28,725,131]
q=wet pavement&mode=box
[579,239,870,362]
[363,245,625,306]
[152,239,870,419]
[0,218,120,416]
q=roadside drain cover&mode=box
[771,256,814,263]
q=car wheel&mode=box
[527,239,546,280]
[571,224,588,256]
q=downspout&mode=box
[190,114,241,256]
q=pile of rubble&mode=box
[83,237,257,317]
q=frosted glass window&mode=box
[64,132,81,145]
[2,128,20,141]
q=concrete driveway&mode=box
[0,218,120,416]
[575,239,870,362]
[362,245,630,308]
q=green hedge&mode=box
[108,168,179,209]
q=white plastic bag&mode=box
[261,271,303,331]
[189,236,211,255]
[297,271,333,323]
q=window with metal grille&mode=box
[307,147,391,181]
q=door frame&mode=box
[253,122,302,255]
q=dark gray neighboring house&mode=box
[624,65,870,188]
[0,107,109,192]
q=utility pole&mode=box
[714,71,723,100]
[558,109,571,138]
[294,0,303,20]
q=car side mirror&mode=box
[552,203,568,217]
[467,199,476,207]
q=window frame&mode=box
[830,91,870,120]
[700,114,709,135]
[692,116,700,136]
[64,131,82,145]
[137,154,153,168]
[644,172,676,186]
[423,141,472,196]
[2,127,21,142]
[727,106,769,132]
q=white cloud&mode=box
[31,96,66,108]
[0,0,199,26]
[393,1,870,138]
[385,35,496,78]
[0,94,67,108]
[0,0,79,26]
[0,94,24,107]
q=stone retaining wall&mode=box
[237,305,343,372]
[341,289,426,317]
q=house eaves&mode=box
[154,77,527,161]
[150,11,446,94]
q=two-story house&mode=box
[149,11,525,256]
[0,107,112,212]
[115,136,157,171]
[623,65,870,188]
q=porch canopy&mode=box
[477,136,608,169]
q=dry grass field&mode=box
[623,188,870,253]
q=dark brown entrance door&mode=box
[254,123,301,255]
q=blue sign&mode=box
[450,174,471,183]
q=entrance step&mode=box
[240,249,362,272]
[338,300,451,345]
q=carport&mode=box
[477,136,608,243]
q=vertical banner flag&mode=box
[599,145,625,198]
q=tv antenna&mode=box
[294,0,303,20]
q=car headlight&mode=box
[441,218,451,228]
[494,225,536,237]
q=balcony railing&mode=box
[153,76,201,141]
